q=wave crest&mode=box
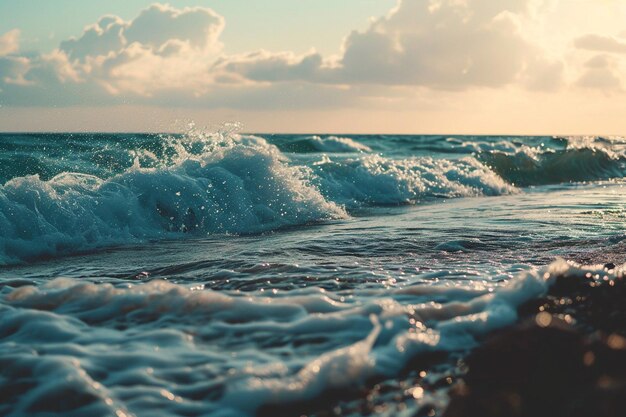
[275,135,372,153]
[0,136,346,265]
[313,155,515,206]
[479,146,626,186]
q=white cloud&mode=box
[0,0,624,113]
[124,4,223,50]
[0,29,20,56]
[217,0,564,91]
[214,50,325,83]
[335,0,541,88]
[574,34,626,54]
[60,5,224,61]
[60,16,126,60]
[7,4,227,102]
[576,54,623,91]
[92,41,215,96]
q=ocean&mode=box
[1,132,625,416]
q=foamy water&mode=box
[1,132,626,416]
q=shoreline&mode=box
[257,259,626,417]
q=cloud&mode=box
[92,41,215,96]
[576,54,623,91]
[574,34,626,54]
[1,0,624,113]
[60,17,126,60]
[0,51,100,106]
[214,50,325,83]
[334,0,541,88]
[0,29,20,56]
[4,4,227,103]
[60,4,223,61]
[124,4,223,50]
[218,0,563,91]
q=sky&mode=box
[0,0,625,134]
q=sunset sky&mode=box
[1,0,625,134]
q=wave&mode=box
[1,259,616,415]
[0,135,346,265]
[274,135,372,153]
[478,145,626,187]
[0,134,519,265]
[313,154,514,206]
[3,132,624,265]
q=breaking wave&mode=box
[479,143,626,187]
[0,135,346,265]
[313,154,514,206]
[276,135,372,153]
[2,132,626,265]
[0,134,518,265]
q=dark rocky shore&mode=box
[260,261,626,417]
[444,262,626,417]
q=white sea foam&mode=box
[1,258,613,416]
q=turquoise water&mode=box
[1,132,625,416]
